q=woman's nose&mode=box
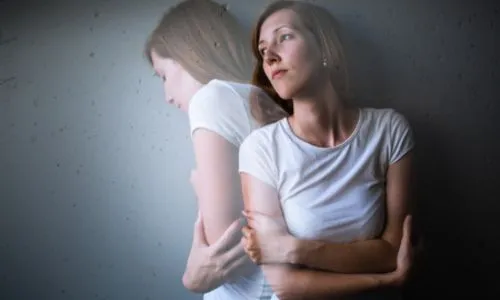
[265,52,280,65]
[264,48,280,65]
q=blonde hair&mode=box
[144,0,253,84]
[251,0,350,115]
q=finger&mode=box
[241,237,253,257]
[223,251,258,278]
[241,236,258,254]
[242,229,259,249]
[401,215,412,246]
[243,239,260,260]
[240,242,258,263]
[242,211,255,226]
[400,215,413,259]
[247,250,261,264]
[226,252,251,275]
[241,226,253,238]
[242,210,264,225]
[222,241,246,265]
[211,218,244,254]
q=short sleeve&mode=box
[188,81,250,147]
[388,110,415,164]
[238,131,277,188]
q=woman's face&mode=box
[257,9,323,100]
[150,50,201,112]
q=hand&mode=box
[183,212,249,292]
[241,210,294,265]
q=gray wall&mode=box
[1,0,498,299]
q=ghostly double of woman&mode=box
[144,1,415,300]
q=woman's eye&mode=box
[279,33,292,42]
[259,48,267,56]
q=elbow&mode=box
[182,272,204,294]
[181,273,197,292]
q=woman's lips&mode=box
[272,70,287,79]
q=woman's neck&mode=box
[289,85,358,148]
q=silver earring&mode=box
[322,58,327,67]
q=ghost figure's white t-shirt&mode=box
[239,108,415,300]
[188,79,273,300]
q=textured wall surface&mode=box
[1,0,498,299]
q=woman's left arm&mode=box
[182,129,250,292]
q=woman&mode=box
[239,1,415,299]
[143,0,290,299]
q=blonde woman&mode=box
[239,1,416,299]
[144,0,286,299]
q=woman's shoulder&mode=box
[193,79,239,100]
[189,79,249,114]
[360,107,411,128]
[241,119,285,150]
[205,79,254,97]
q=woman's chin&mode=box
[275,88,295,101]
[273,81,302,100]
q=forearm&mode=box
[182,264,224,293]
[183,254,257,293]
[289,238,397,274]
[262,264,389,300]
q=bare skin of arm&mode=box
[240,173,412,300]
[182,129,251,293]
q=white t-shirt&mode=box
[188,79,273,300]
[239,107,415,299]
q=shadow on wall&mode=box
[335,2,499,296]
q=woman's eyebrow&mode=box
[259,25,294,45]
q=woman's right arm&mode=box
[182,128,250,293]
[182,83,261,293]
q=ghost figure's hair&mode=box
[144,0,253,84]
